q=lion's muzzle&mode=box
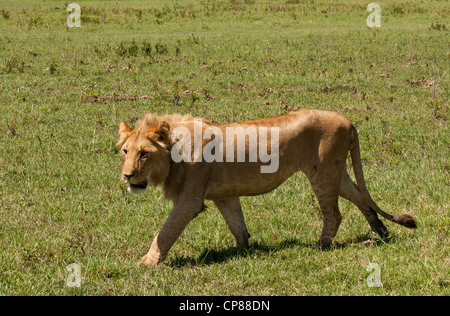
[127,179,148,194]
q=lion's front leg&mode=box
[138,234,165,266]
[139,200,204,267]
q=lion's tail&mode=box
[349,125,417,229]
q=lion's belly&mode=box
[204,164,297,200]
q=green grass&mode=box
[0,0,448,295]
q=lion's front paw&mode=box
[138,253,160,267]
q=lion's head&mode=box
[116,115,172,194]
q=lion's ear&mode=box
[152,121,170,143]
[116,122,132,147]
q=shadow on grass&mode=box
[333,233,393,249]
[168,238,310,268]
[168,233,392,268]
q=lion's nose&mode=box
[123,173,136,181]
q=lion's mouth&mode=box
[129,179,148,190]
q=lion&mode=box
[116,109,416,266]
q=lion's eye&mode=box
[123,149,128,155]
[140,152,148,159]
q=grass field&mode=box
[0,0,448,295]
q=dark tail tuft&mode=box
[393,214,417,229]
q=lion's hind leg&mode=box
[214,198,250,249]
[308,167,343,248]
[314,196,342,248]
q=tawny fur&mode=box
[117,109,416,266]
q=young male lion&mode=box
[117,110,416,266]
